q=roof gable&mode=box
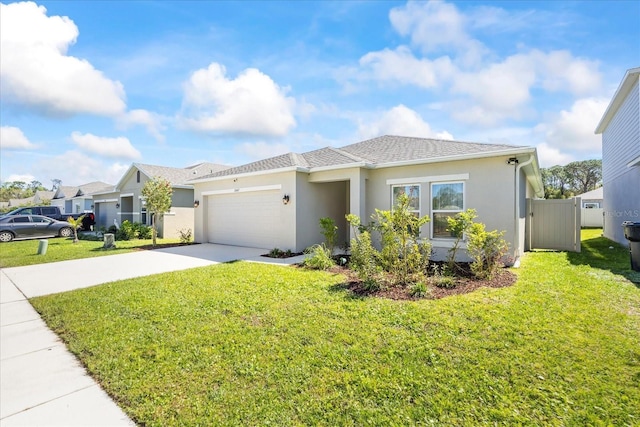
[595,67,640,134]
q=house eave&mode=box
[368,147,538,170]
[190,166,309,184]
[595,67,640,134]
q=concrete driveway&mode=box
[3,243,305,298]
[0,243,305,426]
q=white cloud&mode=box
[35,151,128,185]
[389,0,487,65]
[534,97,608,153]
[532,50,602,96]
[0,126,37,150]
[358,105,453,140]
[0,1,126,116]
[179,63,296,136]
[359,46,454,88]
[5,174,36,184]
[71,132,141,160]
[117,109,167,142]
[536,142,575,168]
[235,141,292,161]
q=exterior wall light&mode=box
[282,194,290,205]
[194,200,200,208]
[116,203,120,209]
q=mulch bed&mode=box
[326,262,517,300]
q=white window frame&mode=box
[431,181,465,239]
[391,184,421,215]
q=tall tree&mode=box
[141,177,173,247]
[564,159,602,194]
[51,178,62,191]
[541,159,602,198]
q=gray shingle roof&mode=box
[340,135,520,164]
[136,162,230,185]
[193,135,527,181]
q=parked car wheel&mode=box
[0,231,14,242]
[59,227,73,238]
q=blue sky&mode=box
[1,0,638,187]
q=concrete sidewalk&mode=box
[0,270,135,426]
[0,244,305,426]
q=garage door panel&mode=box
[207,192,281,249]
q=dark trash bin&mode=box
[622,221,640,272]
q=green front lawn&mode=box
[0,237,182,268]
[31,230,640,425]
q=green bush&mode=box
[302,244,335,270]
[134,223,152,240]
[348,230,382,290]
[372,194,431,285]
[178,228,192,244]
[466,222,509,279]
[409,281,430,297]
[319,217,338,255]
[116,220,137,241]
[445,209,477,271]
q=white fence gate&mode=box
[526,198,581,252]
[581,208,604,227]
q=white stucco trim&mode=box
[386,173,469,185]
[94,198,118,203]
[372,148,535,170]
[202,184,282,196]
[120,193,134,197]
[117,212,140,215]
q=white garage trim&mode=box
[120,193,134,197]
[202,184,282,196]
[94,198,119,203]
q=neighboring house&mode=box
[190,135,544,261]
[576,187,604,228]
[595,67,640,246]
[92,162,229,238]
[50,181,113,214]
[577,187,603,209]
[7,190,54,207]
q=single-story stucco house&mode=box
[92,162,228,238]
[576,187,603,209]
[8,190,54,207]
[50,181,113,214]
[190,135,544,261]
[595,67,640,246]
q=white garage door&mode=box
[207,191,281,249]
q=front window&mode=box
[392,185,420,214]
[431,182,464,238]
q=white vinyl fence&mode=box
[581,208,604,228]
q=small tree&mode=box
[445,209,477,271]
[67,215,86,244]
[319,217,338,255]
[141,177,173,247]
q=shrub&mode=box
[136,224,152,240]
[349,230,382,290]
[178,228,193,244]
[466,222,509,279]
[445,209,477,271]
[319,217,338,255]
[302,244,335,270]
[409,281,430,298]
[107,225,118,235]
[372,194,431,286]
[116,220,137,241]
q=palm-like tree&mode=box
[67,215,86,243]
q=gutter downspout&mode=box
[513,154,534,266]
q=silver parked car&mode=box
[0,215,74,242]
